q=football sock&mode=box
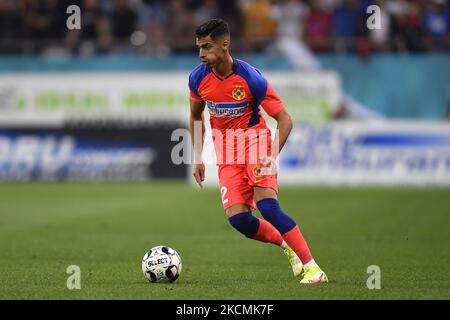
[282,227,313,265]
[303,259,318,268]
[228,212,283,246]
[253,218,283,246]
[257,198,313,264]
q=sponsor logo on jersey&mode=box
[205,100,248,117]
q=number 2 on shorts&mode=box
[220,186,229,205]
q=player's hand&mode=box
[259,156,277,176]
[193,162,205,188]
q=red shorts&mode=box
[218,162,278,211]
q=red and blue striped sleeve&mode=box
[188,64,211,103]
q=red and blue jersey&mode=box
[188,58,284,132]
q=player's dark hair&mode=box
[195,19,230,41]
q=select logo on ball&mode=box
[147,257,169,267]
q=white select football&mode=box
[142,245,182,283]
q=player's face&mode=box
[196,36,227,68]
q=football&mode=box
[141,245,182,283]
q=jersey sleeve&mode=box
[188,66,206,103]
[189,89,203,103]
[260,83,284,117]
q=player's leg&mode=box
[226,203,284,246]
[219,165,307,279]
[254,186,328,284]
[225,187,303,277]
[254,187,313,265]
[219,165,285,246]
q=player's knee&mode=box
[228,212,259,238]
[256,198,296,235]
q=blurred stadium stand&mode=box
[0,0,449,56]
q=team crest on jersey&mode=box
[253,165,270,183]
[232,87,245,101]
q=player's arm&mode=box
[270,108,293,158]
[189,100,206,188]
[260,83,293,159]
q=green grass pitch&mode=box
[0,182,449,299]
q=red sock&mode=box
[252,219,283,246]
[282,226,313,264]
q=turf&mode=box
[0,182,449,300]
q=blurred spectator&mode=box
[0,0,21,53]
[368,0,391,51]
[95,15,114,54]
[304,0,333,52]
[22,0,48,40]
[424,0,450,51]
[139,0,168,27]
[26,0,73,54]
[215,0,244,51]
[392,1,426,52]
[112,0,138,40]
[333,0,359,38]
[194,0,219,25]
[332,0,363,52]
[81,0,104,40]
[167,0,197,53]
[356,36,373,60]
[139,22,171,57]
[242,0,278,52]
[271,0,309,40]
[318,0,336,13]
[64,29,82,55]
